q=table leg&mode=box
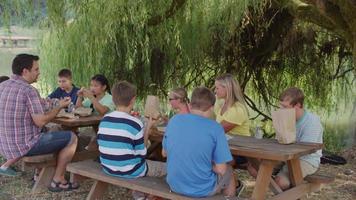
[287,159,303,187]
[252,160,276,200]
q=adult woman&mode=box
[76,74,115,116]
[214,73,250,136]
[168,87,190,114]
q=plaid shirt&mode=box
[0,75,44,159]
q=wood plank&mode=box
[305,174,335,184]
[149,134,323,161]
[287,159,303,187]
[67,160,226,200]
[251,160,276,200]
[270,182,320,200]
[87,180,109,200]
[31,166,56,193]
[52,115,102,128]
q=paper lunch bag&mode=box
[272,108,296,144]
[144,95,161,119]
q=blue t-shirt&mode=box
[163,114,233,197]
[48,85,80,104]
[97,111,147,179]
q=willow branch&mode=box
[148,0,186,26]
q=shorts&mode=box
[26,131,73,156]
[209,165,233,196]
[276,160,318,180]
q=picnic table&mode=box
[148,131,324,200]
[52,114,102,131]
[0,36,35,47]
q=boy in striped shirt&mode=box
[97,81,166,180]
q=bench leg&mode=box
[87,180,109,200]
[70,173,88,183]
[31,166,55,193]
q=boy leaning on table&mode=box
[162,86,239,198]
[97,80,166,200]
[274,87,323,190]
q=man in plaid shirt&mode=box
[0,54,79,192]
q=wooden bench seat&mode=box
[270,172,335,200]
[304,173,335,184]
[67,160,228,200]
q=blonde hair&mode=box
[215,73,247,109]
[170,88,189,103]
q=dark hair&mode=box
[91,74,110,93]
[111,81,137,106]
[12,54,39,75]
[58,69,72,79]
[279,87,304,107]
[190,86,216,111]
[0,76,9,83]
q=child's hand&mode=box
[82,89,94,100]
[58,97,71,108]
[77,88,85,97]
[145,116,158,130]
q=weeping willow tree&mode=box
[1,0,355,124]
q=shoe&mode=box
[236,180,245,197]
[0,167,18,177]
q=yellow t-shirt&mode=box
[214,100,251,136]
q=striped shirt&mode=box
[297,111,323,168]
[0,75,44,159]
[98,111,147,178]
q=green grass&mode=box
[323,121,350,153]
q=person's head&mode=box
[111,81,137,109]
[57,69,73,91]
[168,88,189,109]
[12,54,40,83]
[279,87,305,120]
[90,74,110,96]
[189,86,216,117]
[0,76,9,83]
[214,73,246,107]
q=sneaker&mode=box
[236,180,245,197]
[0,167,18,177]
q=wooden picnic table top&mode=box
[52,115,102,128]
[228,135,323,161]
[148,130,323,162]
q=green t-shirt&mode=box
[82,92,115,114]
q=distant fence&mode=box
[0,36,36,48]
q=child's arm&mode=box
[143,117,156,147]
[90,98,110,116]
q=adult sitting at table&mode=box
[273,87,323,190]
[0,54,79,192]
[214,73,250,191]
[162,86,238,198]
[168,87,190,114]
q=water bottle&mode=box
[67,102,75,113]
[255,126,264,139]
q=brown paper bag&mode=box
[144,95,161,119]
[272,108,296,144]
